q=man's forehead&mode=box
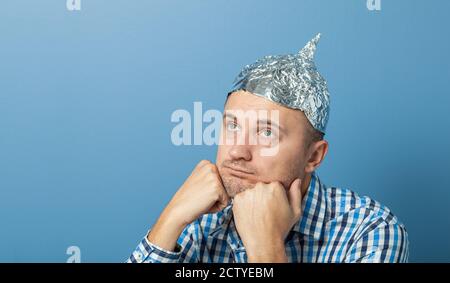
[225,90,285,111]
[224,90,307,124]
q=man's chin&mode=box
[221,177,255,198]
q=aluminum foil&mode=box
[228,33,330,134]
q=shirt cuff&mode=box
[130,234,183,263]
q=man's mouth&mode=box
[222,165,255,177]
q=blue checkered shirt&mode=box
[127,172,409,263]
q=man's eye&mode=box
[260,128,273,137]
[226,122,239,131]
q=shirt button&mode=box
[135,252,143,261]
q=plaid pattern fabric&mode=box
[127,172,409,263]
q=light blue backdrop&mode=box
[0,0,449,262]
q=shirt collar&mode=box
[208,172,328,241]
[207,204,233,240]
[291,171,328,240]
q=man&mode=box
[127,34,409,263]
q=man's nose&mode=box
[228,143,252,161]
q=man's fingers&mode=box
[208,164,230,213]
[209,197,230,213]
[208,189,231,213]
[287,178,302,215]
[216,179,231,207]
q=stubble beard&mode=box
[220,174,255,198]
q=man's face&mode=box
[216,90,313,197]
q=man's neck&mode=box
[301,173,312,199]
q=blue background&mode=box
[0,0,449,262]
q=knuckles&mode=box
[196,159,210,169]
[202,163,218,174]
[254,181,284,195]
[269,181,284,190]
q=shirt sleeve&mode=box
[344,220,409,263]
[126,222,199,263]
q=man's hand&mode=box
[147,160,230,252]
[232,179,302,263]
[165,160,230,225]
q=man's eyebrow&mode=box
[223,112,237,120]
[257,119,284,133]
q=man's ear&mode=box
[304,140,329,173]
